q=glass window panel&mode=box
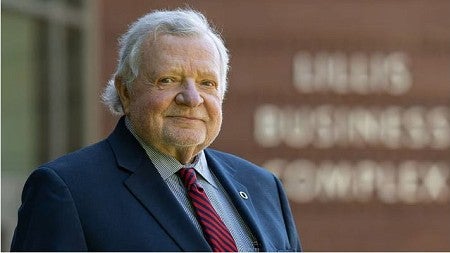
[1,11,40,251]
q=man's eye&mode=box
[158,77,176,84]
[200,80,216,87]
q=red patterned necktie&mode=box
[178,167,238,252]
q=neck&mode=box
[164,146,201,165]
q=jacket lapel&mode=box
[107,118,211,251]
[123,161,211,251]
[204,149,270,251]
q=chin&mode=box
[165,132,207,147]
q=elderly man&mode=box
[11,9,301,252]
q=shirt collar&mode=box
[125,117,218,188]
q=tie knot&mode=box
[178,167,198,189]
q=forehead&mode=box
[142,34,220,74]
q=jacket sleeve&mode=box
[11,167,87,251]
[274,175,303,251]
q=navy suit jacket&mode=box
[11,117,301,251]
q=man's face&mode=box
[118,34,223,163]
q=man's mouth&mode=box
[167,115,205,122]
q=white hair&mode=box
[101,8,230,115]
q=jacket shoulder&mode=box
[39,139,114,175]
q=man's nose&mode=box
[175,80,204,107]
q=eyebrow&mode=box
[196,70,219,79]
[152,67,219,79]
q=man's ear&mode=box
[115,76,131,114]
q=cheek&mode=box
[213,98,223,117]
[128,96,165,139]
[208,100,223,127]
[129,98,148,118]
[127,100,159,136]
[131,93,163,115]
